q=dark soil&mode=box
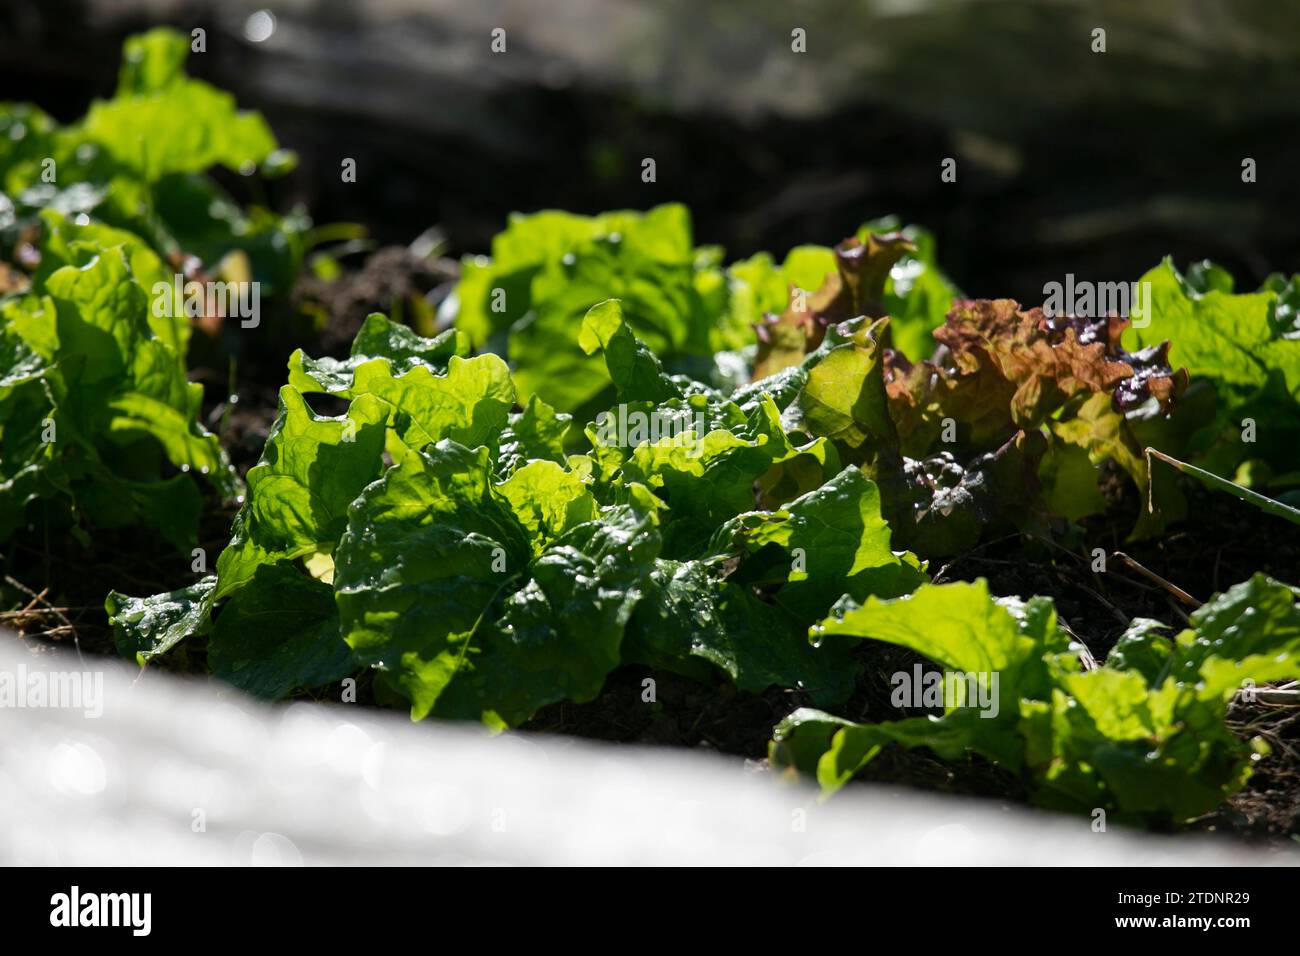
[294,246,458,358]
[1204,693,1300,840]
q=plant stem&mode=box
[1145,447,1300,526]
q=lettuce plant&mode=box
[108,307,926,718]
[1,28,306,299]
[742,232,1192,554]
[727,217,957,368]
[0,214,238,550]
[447,206,955,417]
[771,575,1300,825]
[104,301,1296,824]
[449,205,752,414]
[1125,258,1300,485]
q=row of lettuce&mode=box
[2,29,1299,827]
[96,296,1299,827]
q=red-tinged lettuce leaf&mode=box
[881,299,1188,539]
[857,218,961,362]
[903,300,1186,437]
[753,233,913,378]
[897,430,1050,557]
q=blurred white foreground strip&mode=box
[0,639,1277,866]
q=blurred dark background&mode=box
[3,0,1299,300]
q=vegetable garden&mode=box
[3,30,1298,841]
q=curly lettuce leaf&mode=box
[35,210,188,355]
[1,237,236,551]
[336,441,656,725]
[453,204,751,412]
[858,218,960,362]
[624,559,859,707]
[753,233,913,379]
[498,459,598,550]
[495,394,572,477]
[333,442,534,719]
[2,29,302,291]
[447,506,660,726]
[879,299,1188,542]
[288,313,469,395]
[215,388,388,598]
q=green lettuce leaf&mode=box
[1127,258,1300,475]
[208,563,354,699]
[498,459,598,550]
[578,298,684,404]
[1127,258,1297,400]
[215,388,388,599]
[624,559,859,707]
[444,506,660,726]
[1,232,237,551]
[106,575,217,662]
[335,441,656,726]
[288,313,468,395]
[495,394,572,476]
[774,575,1299,824]
[452,205,752,412]
[708,466,925,623]
[1,28,303,294]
